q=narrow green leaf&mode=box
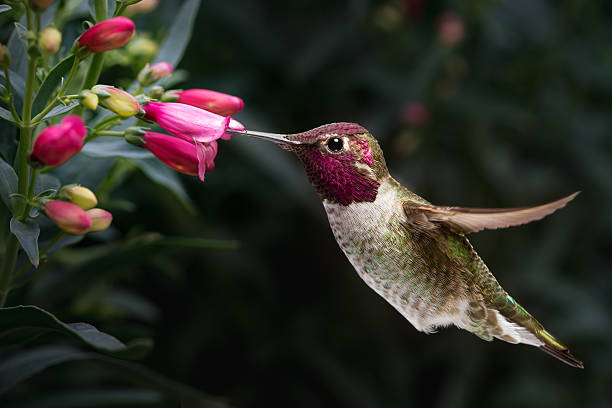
[42,101,79,120]
[18,388,164,408]
[0,305,153,359]
[32,56,76,116]
[81,136,153,159]
[131,158,195,212]
[0,156,18,212]
[0,5,12,13]
[0,346,229,407]
[9,218,40,267]
[34,173,61,196]
[0,106,16,122]
[153,0,201,66]
[0,69,26,99]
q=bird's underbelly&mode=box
[324,196,467,332]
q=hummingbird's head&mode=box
[232,123,388,206]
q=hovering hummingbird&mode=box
[230,122,583,368]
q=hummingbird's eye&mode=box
[327,137,344,152]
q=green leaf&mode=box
[0,69,26,99]
[9,218,40,267]
[34,173,61,196]
[0,5,11,13]
[42,101,79,120]
[153,0,201,66]
[0,156,18,213]
[81,136,153,159]
[18,388,164,408]
[0,106,17,122]
[32,56,76,117]
[0,346,229,407]
[0,305,153,359]
[132,158,194,212]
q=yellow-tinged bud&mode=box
[60,185,98,210]
[92,85,141,117]
[80,90,99,110]
[38,27,62,54]
[126,36,158,58]
[86,208,113,232]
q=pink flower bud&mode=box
[142,102,230,143]
[29,0,55,11]
[437,12,465,47]
[86,208,113,232]
[38,27,62,54]
[44,201,92,235]
[77,17,135,53]
[93,85,140,117]
[140,131,200,176]
[137,62,174,86]
[30,116,87,167]
[173,89,244,116]
[126,0,159,15]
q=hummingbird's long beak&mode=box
[226,129,302,145]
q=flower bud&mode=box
[127,36,158,58]
[86,208,113,232]
[38,27,62,55]
[172,89,244,116]
[142,102,230,143]
[29,0,55,11]
[148,85,164,99]
[437,12,465,47]
[0,43,10,70]
[92,85,141,117]
[80,90,99,110]
[125,0,159,15]
[136,132,201,177]
[44,200,92,235]
[30,116,87,167]
[60,185,98,210]
[137,62,174,86]
[77,16,135,53]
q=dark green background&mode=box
[4,0,612,407]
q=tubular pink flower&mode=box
[174,89,244,116]
[222,118,245,141]
[44,201,92,235]
[139,132,217,181]
[86,208,113,232]
[77,17,135,53]
[30,115,87,166]
[142,102,230,143]
[138,62,174,86]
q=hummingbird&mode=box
[230,122,583,368]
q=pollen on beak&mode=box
[226,129,302,145]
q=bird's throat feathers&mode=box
[296,144,381,206]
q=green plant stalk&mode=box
[81,0,108,90]
[20,169,38,221]
[0,7,39,307]
[32,56,81,123]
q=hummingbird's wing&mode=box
[402,192,579,234]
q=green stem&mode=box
[3,68,21,123]
[32,56,81,123]
[0,6,40,307]
[21,169,38,221]
[92,114,121,130]
[81,0,108,90]
[94,130,124,136]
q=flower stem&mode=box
[92,114,122,130]
[0,6,40,307]
[32,56,81,123]
[20,168,38,221]
[81,0,108,90]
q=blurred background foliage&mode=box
[2,0,612,407]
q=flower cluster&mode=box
[45,185,112,235]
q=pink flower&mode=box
[138,62,174,86]
[78,17,135,53]
[172,89,244,116]
[44,201,92,235]
[142,102,229,143]
[30,116,87,166]
[140,131,217,181]
[86,208,113,232]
